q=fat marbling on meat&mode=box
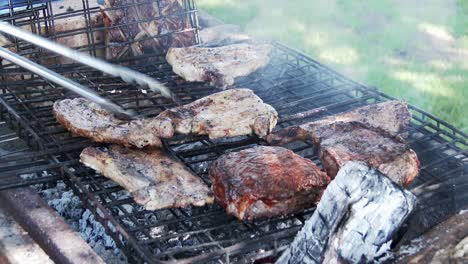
[209,146,330,220]
[166,43,272,88]
[80,145,213,210]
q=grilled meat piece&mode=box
[209,146,330,220]
[318,122,419,186]
[159,88,278,139]
[100,0,195,60]
[166,43,272,88]
[267,101,419,186]
[54,98,173,148]
[80,145,213,210]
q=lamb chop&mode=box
[159,88,278,139]
[209,146,330,220]
[267,101,419,186]
[166,43,272,88]
[80,145,213,210]
[100,0,195,60]
[54,98,173,148]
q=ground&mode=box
[197,0,468,133]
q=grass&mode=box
[197,0,468,133]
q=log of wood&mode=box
[276,161,417,264]
[395,210,468,263]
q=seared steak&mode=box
[209,146,330,220]
[54,98,173,148]
[267,101,419,186]
[80,145,213,210]
[166,43,272,88]
[100,0,195,60]
[159,88,278,139]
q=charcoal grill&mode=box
[0,1,466,263]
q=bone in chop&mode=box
[166,43,272,88]
[267,101,419,186]
[53,98,173,148]
[80,145,213,210]
[209,146,330,220]
[159,88,278,139]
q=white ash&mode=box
[31,180,127,263]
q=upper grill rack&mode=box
[0,1,466,263]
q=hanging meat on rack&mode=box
[100,0,196,60]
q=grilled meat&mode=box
[80,145,213,210]
[159,88,278,139]
[166,43,272,88]
[267,101,419,186]
[209,146,330,220]
[100,0,195,60]
[54,98,173,148]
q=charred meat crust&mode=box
[209,146,330,220]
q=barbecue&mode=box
[209,146,329,220]
[159,88,278,139]
[0,1,466,263]
[54,98,174,148]
[166,43,272,88]
[80,145,213,210]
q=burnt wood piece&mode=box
[209,146,330,220]
[395,210,468,263]
[0,187,105,264]
[276,162,416,264]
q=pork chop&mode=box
[166,43,272,88]
[54,98,173,148]
[209,146,330,220]
[80,145,213,210]
[159,88,278,139]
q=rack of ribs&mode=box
[54,98,174,148]
[166,43,272,88]
[267,101,419,186]
[209,146,330,220]
[80,145,213,210]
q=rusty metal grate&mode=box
[0,1,466,263]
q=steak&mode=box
[209,146,330,220]
[267,101,419,187]
[159,88,278,139]
[166,43,272,88]
[80,145,213,210]
[54,98,173,148]
[100,0,195,60]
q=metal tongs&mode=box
[0,22,180,119]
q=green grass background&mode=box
[197,0,468,133]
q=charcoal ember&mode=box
[100,0,195,60]
[277,162,416,264]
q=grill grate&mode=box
[0,1,467,263]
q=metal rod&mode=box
[0,46,135,119]
[0,21,180,104]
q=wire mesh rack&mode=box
[0,1,466,263]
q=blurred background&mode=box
[198,0,468,133]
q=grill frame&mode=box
[0,1,466,263]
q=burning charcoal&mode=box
[277,162,416,264]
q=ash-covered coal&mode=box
[28,178,127,263]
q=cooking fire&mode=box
[0,0,466,263]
